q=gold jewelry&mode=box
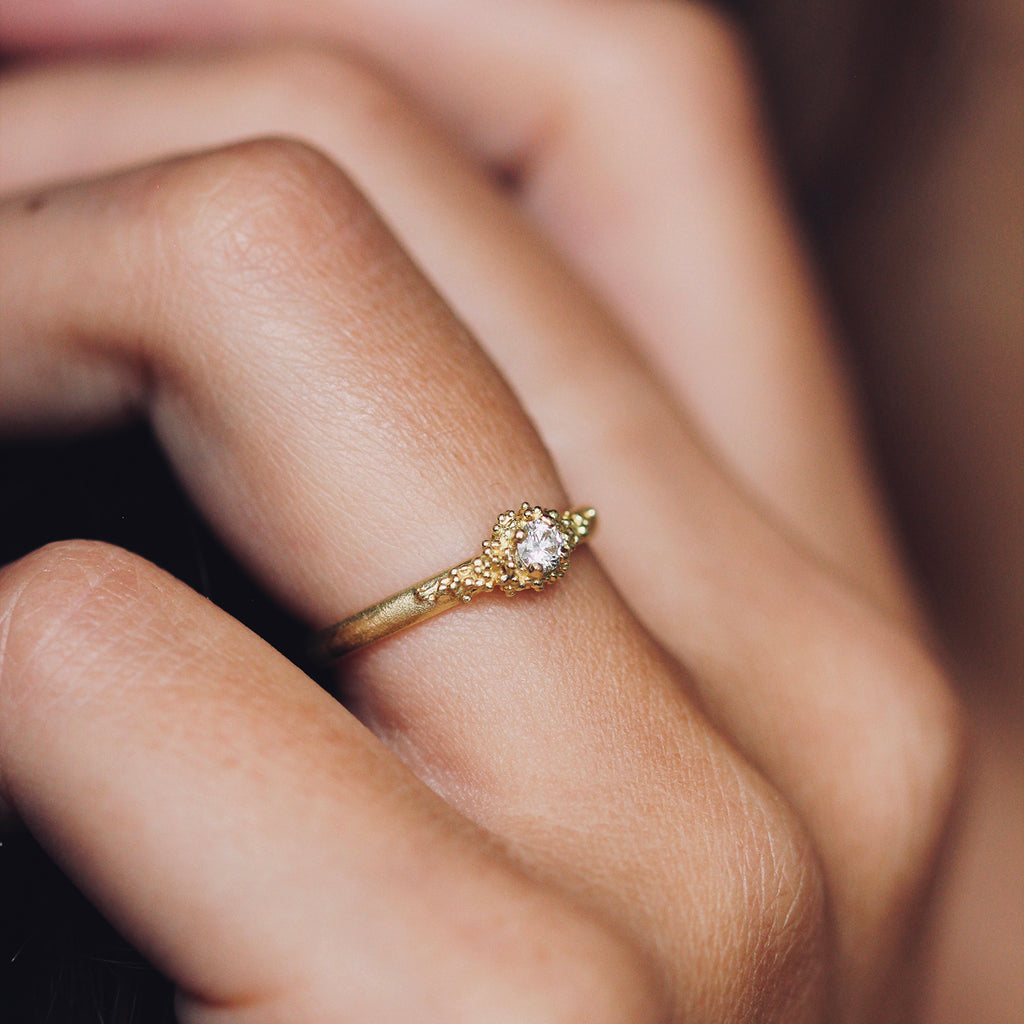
[312,503,597,660]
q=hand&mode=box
[0,3,963,1021]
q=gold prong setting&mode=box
[415,503,596,605]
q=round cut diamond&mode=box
[516,519,567,573]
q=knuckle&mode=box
[796,603,966,945]
[713,788,829,1020]
[865,637,966,900]
[242,41,406,140]
[589,1,760,127]
[150,137,377,305]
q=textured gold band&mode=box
[312,503,597,660]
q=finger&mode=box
[0,0,909,618]
[0,540,658,1023]
[0,144,828,1021]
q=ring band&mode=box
[312,503,597,660]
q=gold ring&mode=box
[312,503,597,660]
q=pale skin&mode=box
[1,0,1016,1020]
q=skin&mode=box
[1,0,1014,1019]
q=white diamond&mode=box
[516,520,567,572]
